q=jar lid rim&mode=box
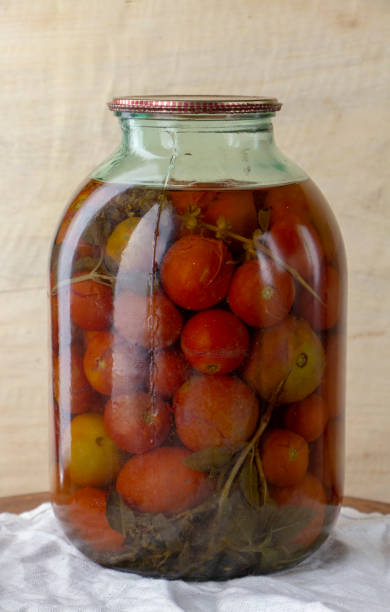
[108,96,282,114]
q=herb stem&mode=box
[255,448,269,504]
[253,239,324,304]
[192,216,323,304]
[200,221,252,246]
[52,271,114,294]
[217,372,290,518]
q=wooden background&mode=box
[1,0,389,501]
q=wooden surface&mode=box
[0,1,389,499]
[1,492,389,516]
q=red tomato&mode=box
[70,277,113,331]
[68,487,124,552]
[228,256,295,328]
[150,349,191,399]
[169,190,213,215]
[296,265,341,331]
[270,473,326,549]
[203,191,257,238]
[174,375,259,451]
[104,391,171,454]
[264,183,309,225]
[116,447,213,514]
[266,213,324,281]
[83,331,146,396]
[181,309,249,374]
[310,418,344,495]
[242,315,325,405]
[261,429,309,487]
[284,393,328,442]
[160,235,234,310]
[83,330,101,346]
[114,290,183,350]
[74,240,98,260]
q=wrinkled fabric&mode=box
[0,504,389,611]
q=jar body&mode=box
[49,113,346,579]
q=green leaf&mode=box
[102,253,118,275]
[258,544,285,570]
[82,222,104,246]
[182,446,235,472]
[72,256,100,274]
[239,453,261,508]
[221,496,317,555]
[106,490,135,536]
[266,504,317,546]
[223,500,262,551]
[102,220,114,241]
[258,208,271,233]
[102,488,319,579]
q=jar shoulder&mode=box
[90,141,309,189]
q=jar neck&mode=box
[118,115,276,157]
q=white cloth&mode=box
[0,503,389,612]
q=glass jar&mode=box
[49,96,346,580]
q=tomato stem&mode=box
[52,272,114,294]
[253,240,324,305]
[217,372,290,518]
[181,210,323,304]
[51,250,114,294]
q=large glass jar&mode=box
[49,96,346,580]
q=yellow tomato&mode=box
[105,217,140,264]
[64,413,121,487]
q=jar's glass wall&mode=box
[92,115,308,188]
[49,112,346,580]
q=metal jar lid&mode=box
[107,95,282,115]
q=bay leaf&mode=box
[258,208,271,233]
[268,504,317,546]
[106,490,135,537]
[102,220,114,240]
[72,256,100,274]
[103,253,118,275]
[82,222,104,246]
[182,446,235,472]
[150,513,183,552]
[257,545,285,571]
[221,497,317,556]
[104,478,318,579]
[239,453,261,508]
